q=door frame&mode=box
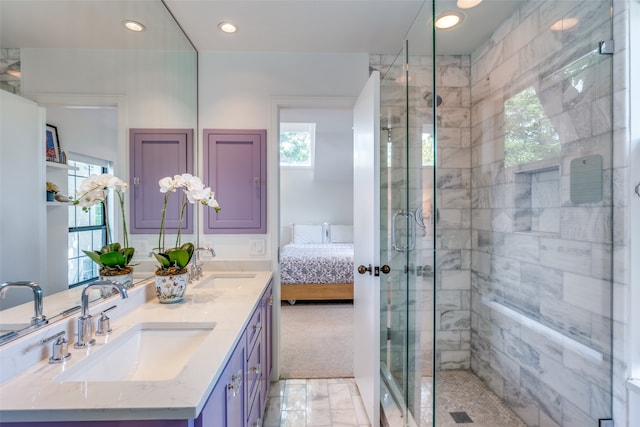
[268,96,357,381]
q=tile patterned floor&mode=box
[264,378,371,426]
[265,371,527,427]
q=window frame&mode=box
[67,157,109,288]
[279,122,316,169]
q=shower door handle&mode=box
[392,210,416,253]
[357,264,372,275]
[374,265,391,276]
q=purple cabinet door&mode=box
[129,129,194,234]
[203,129,266,234]
[262,281,273,399]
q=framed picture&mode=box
[45,124,62,163]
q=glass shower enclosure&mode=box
[375,1,614,426]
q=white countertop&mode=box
[0,270,273,423]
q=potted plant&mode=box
[153,173,220,303]
[73,173,135,292]
[46,181,60,202]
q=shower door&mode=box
[378,31,436,425]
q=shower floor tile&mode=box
[420,370,527,427]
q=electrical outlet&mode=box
[249,239,265,255]
[599,419,614,427]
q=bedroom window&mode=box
[280,122,316,168]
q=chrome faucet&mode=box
[148,247,162,257]
[0,281,47,326]
[191,247,216,280]
[74,280,128,349]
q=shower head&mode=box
[423,92,443,108]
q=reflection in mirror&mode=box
[0,0,197,333]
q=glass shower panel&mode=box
[406,40,437,427]
[431,0,614,425]
[378,44,412,422]
[376,2,437,420]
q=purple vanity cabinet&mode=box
[195,332,246,427]
[203,129,267,234]
[262,281,273,399]
[129,128,194,234]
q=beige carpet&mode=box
[279,302,354,379]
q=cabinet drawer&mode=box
[246,387,263,427]
[246,337,262,408]
[246,304,263,352]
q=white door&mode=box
[353,71,380,426]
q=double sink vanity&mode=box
[0,267,274,426]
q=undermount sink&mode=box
[210,273,256,279]
[193,272,256,289]
[55,322,215,382]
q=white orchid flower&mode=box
[159,176,179,193]
[205,196,221,211]
[185,186,212,204]
[179,173,204,191]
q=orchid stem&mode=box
[176,193,187,247]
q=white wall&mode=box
[21,48,196,129]
[197,52,369,258]
[0,91,47,308]
[280,107,354,244]
[19,48,197,265]
[46,107,118,166]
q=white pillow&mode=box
[330,225,353,243]
[292,224,324,244]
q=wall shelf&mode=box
[46,201,69,207]
[46,161,77,170]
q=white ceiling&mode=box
[0,0,525,55]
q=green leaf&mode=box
[166,248,190,269]
[99,251,125,267]
[180,242,194,257]
[122,247,135,264]
[101,243,121,253]
[153,252,171,268]
[82,250,104,267]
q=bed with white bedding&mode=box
[279,224,354,302]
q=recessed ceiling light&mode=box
[123,20,145,32]
[550,17,578,31]
[218,22,237,33]
[457,0,482,9]
[435,12,463,30]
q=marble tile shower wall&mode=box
[469,1,614,426]
[370,53,473,377]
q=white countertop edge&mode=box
[0,271,273,423]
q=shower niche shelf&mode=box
[514,165,560,235]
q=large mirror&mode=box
[0,0,197,329]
